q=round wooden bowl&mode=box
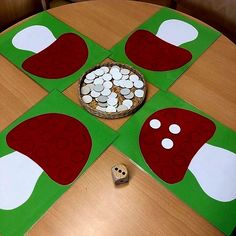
[78,62,147,119]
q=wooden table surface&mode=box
[0,0,235,235]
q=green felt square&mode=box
[110,7,221,90]
[113,91,236,235]
[0,11,110,92]
[0,90,117,236]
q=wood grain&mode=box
[0,0,235,235]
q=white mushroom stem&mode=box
[156,19,198,46]
[12,25,56,53]
[188,143,236,202]
[0,151,43,210]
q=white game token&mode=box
[84,79,93,84]
[107,97,118,106]
[81,85,90,95]
[120,88,130,96]
[97,95,108,103]
[111,65,120,71]
[102,73,112,81]
[118,80,126,88]
[103,81,112,89]
[129,74,139,82]
[94,84,104,92]
[108,92,117,98]
[98,102,108,107]
[113,80,120,86]
[96,106,106,112]
[94,68,104,76]
[117,104,128,112]
[122,75,129,80]
[88,83,95,90]
[134,80,144,89]
[106,106,116,112]
[101,66,109,73]
[134,89,144,98]
[101,88,111,96]
[82,95,92,104]
[124,80,133,89]
[94,78,104,85]
[86,72,95,80]
[112,72,122,80]
[122,99,133,109]
[124,92,134,99]
[110,67,120,75]
[121,68,130,75]
[91,90,100,98]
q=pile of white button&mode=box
[80,64,145,113]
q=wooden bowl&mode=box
[78,62,147,119]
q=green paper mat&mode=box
[0,90,117,236]
[0,11,110,92]
[110,7,221,90]
[113,91,236,235]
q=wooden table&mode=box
[0,0,235,235]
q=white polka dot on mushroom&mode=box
[161,138,174,149]
[149,119,161,129]
[169,124,181,134]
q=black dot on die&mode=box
[115,167,118,171]
[122,172,125,175]
[118,170,122,173]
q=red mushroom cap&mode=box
[6,113,92,185]
[22,33,88,79]
[125,30,192,71]
[139,108,216,184]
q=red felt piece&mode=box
[139,108,216,184]
[22,33,88,79]
[125,30,192,71]
[6,113,92,185]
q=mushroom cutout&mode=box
[12,25,88,79]
[139,108,236,202]
[0,113,92,210]
[125,19,198,71]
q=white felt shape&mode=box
[189,143,236,202]
[156,19,198,46]
[12,25,56,53]
[0,151,43,210]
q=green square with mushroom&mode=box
[0,90,117,236]
[110,7,220,90]
[113,90,236,235]
[0,11,110,92]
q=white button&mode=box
[161,138,174,149]
[149,119,161,129]
[82,95,92,103]
[121,68,130,75]
[94,68,104,76]
[86,72,95,80]
[101,88,111,96]
[134,89,144,98]
[102,73,112,81]
[122,99,133,109]
[124,80,133,88]
[130,74,139,82]
[107,97,118,106]
[169,124,181,134]
[106,106,116,112]
[108,92,117,98]
[91,90,100,98]
[134,80,144,89]
[103,81,112,89]
[94,78,104,85]
[112,72,122,80]
[101,66,109,73]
